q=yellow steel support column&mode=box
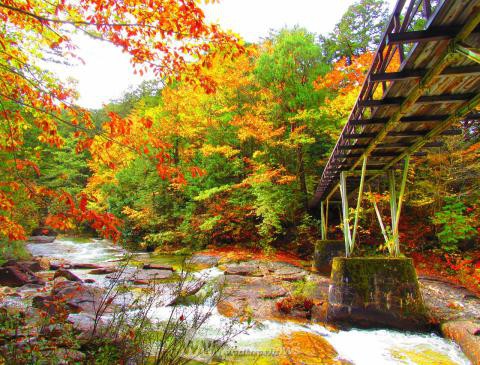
[351,156,368,249]
[339,171,352,256]
[392,155,410,256]
[320,201,326,240]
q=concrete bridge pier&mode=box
[327,257,427,330]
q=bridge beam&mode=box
[455,43,480,64]
[370,65,480,82]
[349,10,480,174]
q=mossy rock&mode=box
[313,240,345,275]
[328,257,428,330]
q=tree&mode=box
[255,27,329,210]
[319,0,389,62]
[0,0,242,241]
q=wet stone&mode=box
[28,236,56,244]
[143,263,175,271]
[54,269,83,282]
[88,267,117,275]
[106,267,173,282]
[223,263,262,276]
[187,254,219,268]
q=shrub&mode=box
[432,198,477,252]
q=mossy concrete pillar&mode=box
[327,257,427,330]
[313,240,345,275]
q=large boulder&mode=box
[0,262,45,287]
[278,331,346,365]
[2,260,42,273]
[327,257,428,330]
[54,269,83,282]
[31,227,57,236]
[441,320,480,365]
[52,281,105,314]
[28,236,56,244]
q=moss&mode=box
[313,240,344,274]
[329,257,427,326]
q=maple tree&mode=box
[0,0,242,241]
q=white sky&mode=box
[51,0,397,109]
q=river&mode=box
[26,237,470,365]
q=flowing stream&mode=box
[26,238,470,365]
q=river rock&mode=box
[35,257,51,270]
[278,331,348,365]
[223,263,262,276]
[167,280,206,306]
[54,269,83,282]
[52,281,105,314]
[89,267,117,275]
[67,313,106,339]
[28,236,56,244]
[54,348,86,364]
[132,269,173,282]
[441,320,480,365]
[419,276,480,323]
[143,263,175,271]
[71,263,103,269]
[187,254,219,268]
[236,277,287,299]
[273,266,307,282]
[0,263,45,287]
[2,260,42,273]
[31,227,57,236]
[32,295,67,316]
[217,300,238,317]
[106,268,173,282]
[50,260,72,270]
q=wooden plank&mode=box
[359,93,474,107]
[381,93,480,171]
[385,25,479,45]
[344,129,461,139]
[338,151,400,158]
[351,112,479,125]
[338,141,444,150]
[370,65,480,82]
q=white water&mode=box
[26,238,471,365]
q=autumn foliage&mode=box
[0,0,242,241]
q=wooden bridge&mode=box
[310,0,480,257]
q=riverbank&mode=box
[0,237,475,364]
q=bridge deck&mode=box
[311,0,480,207]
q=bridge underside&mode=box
[311,0,480,256]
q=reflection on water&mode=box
[26,238,470,365]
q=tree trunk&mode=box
[297,144,308,210]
